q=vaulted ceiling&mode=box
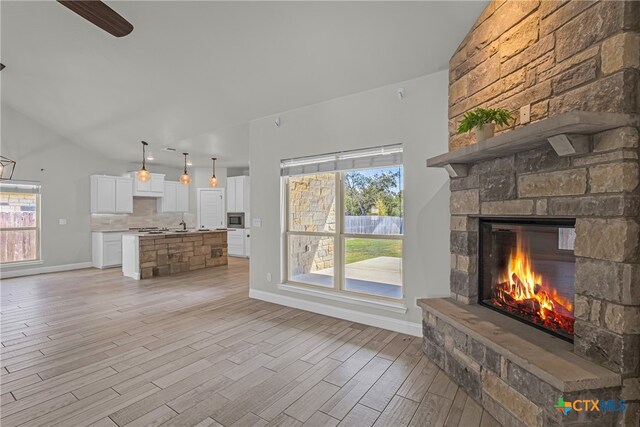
[1,1,486,168]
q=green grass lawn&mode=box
[345,238,402,264]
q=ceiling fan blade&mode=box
[57,1,133,37]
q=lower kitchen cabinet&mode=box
[92,232,124,268]
[227,228,246,257]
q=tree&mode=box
[344,169,402,217]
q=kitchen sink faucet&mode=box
[179,220,187,231]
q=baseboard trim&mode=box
[249,288,422,336]
[1,262,94,279]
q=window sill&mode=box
[1,260,43,269]
[278,282,407,314]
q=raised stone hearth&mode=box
[421,0,640,425]
[418,298,621,427]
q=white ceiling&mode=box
[1,1,485,168]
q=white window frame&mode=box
[283,168,404,302]
[0,187,42,266]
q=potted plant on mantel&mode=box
[457,107,513,142]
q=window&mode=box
[283,145,403,300]
[0,182,41,264]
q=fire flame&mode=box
[494,236,573,333]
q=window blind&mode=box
[0,181,41,194]
[281,144,403,176]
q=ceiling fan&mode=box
[57,0,133,37]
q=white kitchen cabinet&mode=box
[176,183,189,212]
[226,176,250,213]
[127,172,165,197]
[197,188,225,229]
[226,177,236,212]
[157,181,190,213]
[150,174,164,193]
[115,178,133,213]
[92,232,124,268]
[228,228,245,257]
[163,181,177,212]
[91,175,133,214]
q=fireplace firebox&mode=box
[479,218,576,342]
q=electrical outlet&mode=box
[266,273,272,282]
[520,104,531,124]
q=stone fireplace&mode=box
[418,1,639,426]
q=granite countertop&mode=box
[94,229,228,236]
[133,229,228,237]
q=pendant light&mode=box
[0,155,17,180]
[137,141,151,182]
[209,157,218,187]
[180,153,191,185]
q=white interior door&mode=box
[198,189,225,229]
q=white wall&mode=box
[1,105,129,274]
[249,70,451,333]
[0,105,209,277]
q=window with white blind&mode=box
[282,145,403,300]
[0,181,42,264]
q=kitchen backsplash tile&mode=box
[91,198,196,231]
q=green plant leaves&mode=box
[457,107,513,134]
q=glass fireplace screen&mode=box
[479,219,576,341]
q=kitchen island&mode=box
[122,230,227,280]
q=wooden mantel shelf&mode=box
[427,111,638,177]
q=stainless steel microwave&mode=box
[227,212,245,228]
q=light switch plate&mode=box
[520,104,531,124]
[59,218,67,225]
[252,218,262,228]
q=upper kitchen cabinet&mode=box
[90,175,133,214]
[227,176,250,213]
[157,181,189,213]
[126,172,165,197]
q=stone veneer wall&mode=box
[139,232,227,279]
[448,0,640,151]
[288,174,335,274]
[427,1,640,425]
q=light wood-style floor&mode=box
[1,258,501,427]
